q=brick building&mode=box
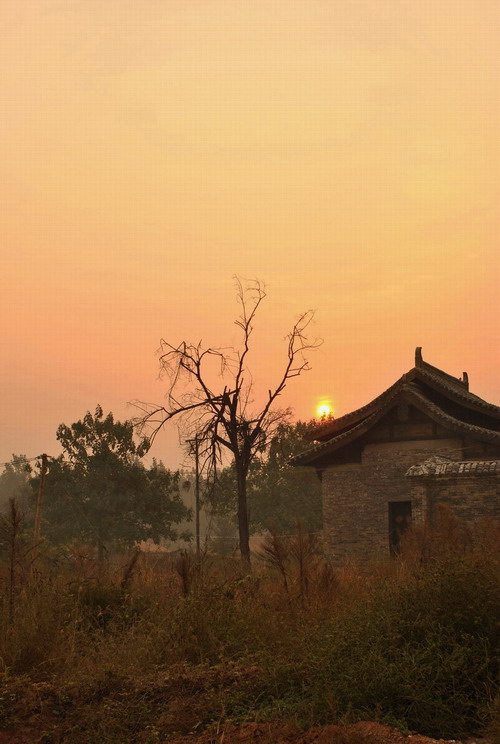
[291,349,500,562]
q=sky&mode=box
[1,0,500,469]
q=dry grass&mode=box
[0,516,498,742]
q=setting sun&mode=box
[317,403,332,419]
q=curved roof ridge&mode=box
[291,407,383,465]
[307,374,408,440]
[292,385,500,467]
[407,387,500,439]
[419,358,467,388]
[416,367,500,415]
[308,365,500,441]
[293,381,412,464]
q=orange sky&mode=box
[1,0,500,468]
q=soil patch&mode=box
[167,720,489,744]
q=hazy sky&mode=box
[1,0,500,468]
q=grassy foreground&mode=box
[0,518,499,743]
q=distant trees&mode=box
[134,278,320,563]
[248,421,322,535]
[0,423,321,559]
[208,421,322,537]
[31,406,189,559]
[0,455,32,517]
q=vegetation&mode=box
[0,455,32,515]
[134,278,320,562]
[0,513,498,743]
[209,421,322,536]
[0,409,498,742]
[29,406,190,559]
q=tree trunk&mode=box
[97,525,106,566]
[7,500,20,624]
[97,540,106,565]
[235,464,251,566]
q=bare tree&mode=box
[133,278,320,563]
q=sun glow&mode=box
[317,403,332,419]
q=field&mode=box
[0,517,499,744]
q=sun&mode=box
[317,403,332,419]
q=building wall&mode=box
[422,476,500,527]
[322,437,464,563]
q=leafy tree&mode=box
[36,406,189,559]
[135,278,319,562]
[209,422,322,536]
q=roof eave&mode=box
[306,365,500,443]
[291,386,500,468]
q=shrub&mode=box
[0,530,498,741]
[229,548,500,738]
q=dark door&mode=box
[388,501,412,555]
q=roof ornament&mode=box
[415,347,423,367]
[406,455,454,476]
[462,371,469,391]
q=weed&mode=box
[0,520,497,741]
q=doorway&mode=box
[388,501,412,555]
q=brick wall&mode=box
[322,438,464,563]
[423,476,500,526]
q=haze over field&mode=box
[1,0,500,467]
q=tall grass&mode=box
[0,516,498,742]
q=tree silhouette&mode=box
[134,278,320,563]
[208,421,322,536]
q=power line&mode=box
[0,455,47,469]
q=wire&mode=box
[0,455,45,469]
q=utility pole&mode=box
[33,453,48,543]
[194,435,201,556]
[186,436,201,556]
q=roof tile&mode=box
[407,458,500,477]
[292,383,500,467]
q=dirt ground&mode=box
[0,719,490,744]
[166,721,488,744]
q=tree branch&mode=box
[131,277,321,563]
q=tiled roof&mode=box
[419,358,468,392]
[291,407,382,465]
[291,382,500,467]
[408,385,500,441]
[417,366,500,413]
[307,363,500,442]
[407,456,500,477]
[307,376,404,440]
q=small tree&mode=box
[35,406,189,559]
[134,278,319,563]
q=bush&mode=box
[0,532,498,741]
[227,549,500,738]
